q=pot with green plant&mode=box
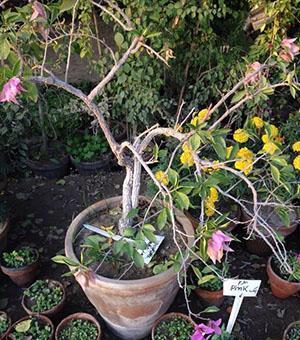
[22,279,66,317]
[151,312,195,340]
[267,251,300,298]
[1,246,39,287]
[55,312,101,340]
[283,321,300,340]
[0,311,11,340]
[0,202,10,254]
[7,315,54,340]
[67,131,112,176]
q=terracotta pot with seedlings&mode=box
[55,313,101,340]
[283,320,300,340]
[267,252,300,298]
[0,247,39,287]
[22,279,66,317]
[0,311,11,340]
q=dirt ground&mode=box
[1,169,299,340]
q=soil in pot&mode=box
[55,313,101,340]
[7,315,54,340]
[0,311,11,340]
[1,246,39,287]
[267,252,300,298]
[22,279,65,316]
[283,321,300,340]
[151,312,194,340]
[27,142,69,179]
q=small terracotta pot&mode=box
[1,249,39,287]
[267,257,300,298]
[194,287,224,306]
[55,312,101,340]
[283,320,300,340]
[22,279,66,317]
[7,314,54,340]
[0,311,11,340]
[0,218,10,254]
[151,312,195,340]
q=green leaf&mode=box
[231,90,246,104]
[198,274,216,285]
[201,306,220,314]
[133,250,144,268]
[270,164,280,183]
[168,168,179,186]
[157,208,168,230]
[191,265,202,280]
[271,156,287,167]
[275,207,290,227]
[142,229,157,243]
[114,32,124,48]
[212,142,226,160]
[127,208,139,219]
[0,38,11,61]
[60,0,77,12]
[15,319,31,333]
[123,227,135,237]
[51,255,79,267]
[174,191,190,210]
[143,223,155,232]
[113,240,125,255]
[189,134,201,151]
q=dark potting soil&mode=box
[1,170,300,340]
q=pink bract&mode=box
[0,77,25,104]
[207,230,234,264]
[30,1,47,21]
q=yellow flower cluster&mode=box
[252,116,264,128]
[234,147,254,175]
[262,142,278,155]
[292,141,300,152]
[205,187,218,217]
[233,129,249,143]
[190,109,209,126]
[260,124,281,155]
[180,142,194,167]
[293,155,300,170]
[155,170,169,186]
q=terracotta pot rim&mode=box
[0,248,39,272]
[283,320,300,340]
[65,196,194,286]
[195,287,223,294]
[22,279,66,316]
[7,314,54,339]
[0,311,11,339]
[151,312,195,340]
[55,312,101,340]
[267,257,300,286]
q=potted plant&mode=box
[283,321,300,340]
[0,201,9,254]
[191,319,241,339]
[151,312,195,340]
[267,251,300,298]
[22,279,66,317]
[55,313,101,340]
[0,246,39,287]
[7,315,54,340]
[0,311,11,340]
[67,131,112,175]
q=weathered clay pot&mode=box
[22,279,66,317]
[1,249,39,287]
[194,287,224,306]
[267,257,300,298]
[65,196,194,339]
[0,311,11,340]
[283,320,300,340]
[55,312,101,340]
[151,312,195,340]
[0,218,10,254]
[7,314,54,340]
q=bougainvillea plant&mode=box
[0,0,299,319]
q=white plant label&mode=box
[223,279,261,334]
[83,224,164,264]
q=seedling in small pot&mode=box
[58,319,99,340]
[23,279,65,315]
[2,247,37,268]
[285,323,300,340]
[272,251,300,282]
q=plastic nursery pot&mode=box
[151,312,195,340]
[22,279,66,317]
[0,311,11,340]
[6,314,54,340]
[55,312,101,340]
[70,155,112,176]
[0,218,10,254]
[267,257,300,299]
[194,287,224,307]
[283,320,300,340]
[65,196,194,340]
[0,248,39,287]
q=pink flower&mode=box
[280,38,299,62]
[207,230,234,264]
[207,319,222,335]
[191,323,215,340]
[30,1,47,21]
[244,62,262,84]
[0,77,25,104]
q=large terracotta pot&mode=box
[0,218,10,254]
[283,320,300,340]
[267,257,300,298]
[194,287,224,306]
[65,196,194,340]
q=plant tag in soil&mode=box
[223,279,261,334]
[83,224,165,264]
